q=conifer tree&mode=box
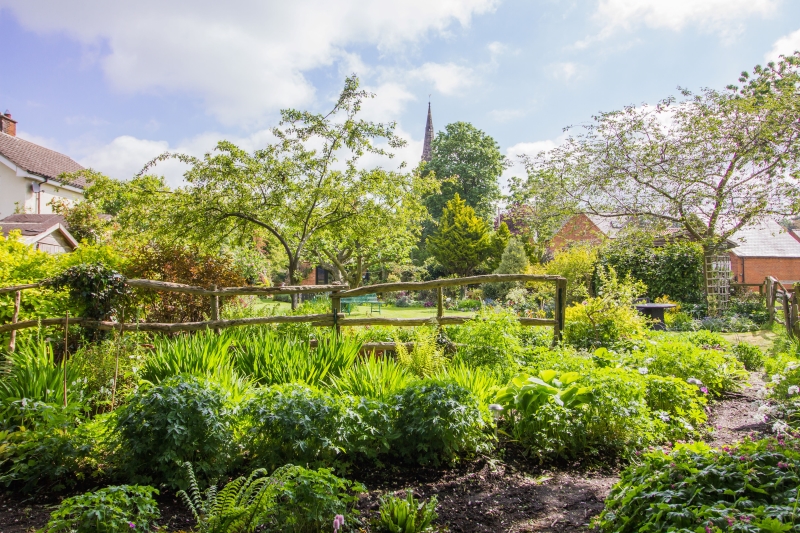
[483,237,530,300]
[426,193,491,279]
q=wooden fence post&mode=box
[331,292,341,336]
[8,290,20,352]
[783,289,793,338]
[63,310,69,407]
[210,284,220,334]
[793,283,800,339]
[766,277,774,323]
[437,287,444,320]
[553,279,566,345]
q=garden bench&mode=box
[341,293,382,314]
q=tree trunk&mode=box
[288,261,299,310]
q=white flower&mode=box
[773,421,790,434]
[786,362,799,371]
[687,378,703,386]
[788,385,800,396]
[638,368,649,375]
[658,412,670,422]
[21,398,27,407]
[773,374,785,383]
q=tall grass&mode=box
[330,355,415,399]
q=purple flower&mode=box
[128,523,136,529]
[778,462,789,469]
[700,387,709,394]
[333,514,345,532]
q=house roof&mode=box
[0,132,85,188]
[730,219,800,258]
[0,214,79,248]
[585,214,626,238]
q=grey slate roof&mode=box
[0,214,68,237]
[0,132,85,188]
[730,219,800,258]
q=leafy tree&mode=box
[529,53,800,297]
[483,237,530,300]
[485,221,511,272]
[141,76,404,308]
[426,194,491,282]
[424,122,506,222]
[310,169,436,288]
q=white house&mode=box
[0,111,86,218]
[0,213,79,254]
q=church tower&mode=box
[421,102,434,162]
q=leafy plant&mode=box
[596,437,800,532]
[395,328,447,378]
[733,341,765,371]
[391,381,491,466]
[178,462,279,533]
[41,485,159,533]
[685,329,729,349]
[330,356,415,400]
[450,308,522,372]
[241,384,348,470]
[434,363,502,406]
[141,330,239,386]
[114,374,237,489]
[376,491,439,533]
[496,370,593,416]
[48,263,130,322]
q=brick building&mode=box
[729,219,800,285]
[550,213,624,250]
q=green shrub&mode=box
[450,308,521,372]
[685,330,729,349]
[47,263,130,322]
[241,384,348,470]
[330,356,415,400]
[434,363,502,406]
[520,346,596,374]
[596,438,800,532]
[391,381,491,466]
[636,340,747,397]
[642,374,707,440]
[732,342,765,371]
[42,485,159,533]
[340,396,396,463]
[114,374,237,489]
[545,244,598,304]
[376,491,438,533]
[395,328,447,378]
[0,403,107,493]
[563,267,648,350]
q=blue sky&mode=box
[1,0,799,187]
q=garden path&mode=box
[706,370,769,448]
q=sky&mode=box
[1,0,799,188]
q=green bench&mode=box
[341,293,382,314]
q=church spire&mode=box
[421,101,433,162]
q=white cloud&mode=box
[576,0,778,47]
[0,0,498,126]
[410,62,476,95]
[766,28,800,62]
[500,138,564,191]
[549,62,582,82]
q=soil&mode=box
[0,345,774,533]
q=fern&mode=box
[177,462,278,533]
[395,327,447,378]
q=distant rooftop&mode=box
[0,132,85,188]
[0,213,69,237]
[730,219,800,258]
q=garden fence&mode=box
[764,276,800,339]
[0,273,568,347]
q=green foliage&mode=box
[231,328,359,387]
[330,356,415,400]
[48,263,130,321]
[598,234,705,303]
[41,485,160,533]
[451,308,522,372]
[434,363,502,407]
[596,437,800,532]
[178,463,279,533]
[395,327,447,378]
[114,375,237,489]
[482,237,529,300]
[69,336,146,412]
[177,463,364,533]
[426,194,491,277]
[733,342,765,371]
[0,338,81,423]
[241,384,348,471]
[545,244,598,304]
[391,381,491,466]
[563,267,648,349]
[485,221,512,272]
[495,370,594,416]
[636,340,747,397]
[424,121,506,222]
[376,491,439,533]
[0,404,107,493]
[685,329,730,348]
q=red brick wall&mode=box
[730,253,800,285]
[550,214,606,250]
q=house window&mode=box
[315,266,329,285]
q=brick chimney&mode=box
[1,110,17,136]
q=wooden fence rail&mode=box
[765,276,800,339]
[1,274,567,345]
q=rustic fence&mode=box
[764,277,800,339]
[0,274,568,346]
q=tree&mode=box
[310,168,436,288]
[483,237,529,300]
[424,122,506,222]
[142,76,404,308]
[485,221,511,272]
[426,194,491,283]
[529,53,800,299]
